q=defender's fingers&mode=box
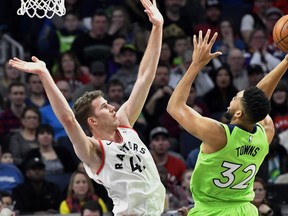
[208,32,218,46]
[12,57,22,62]
[199,30,203,43]
[204,29,211,43]
[211,51,222,59]
[141,0,152,8]
[31,56,39,62]
[193,34,197,47]
[10,57,24,65]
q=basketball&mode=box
[273,15,288,52]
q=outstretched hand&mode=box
[140,0,163,27]
[9,56,47,75]
[192,30,222,67]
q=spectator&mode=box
[81,0,123,29]
[72,61,107,102]
[106,79,125,109]
[0,93,5,114]
[12,157,61,214]
[0,146,23,194]
[240,0,273,44]
[212,19,245,64]
[181,169,194,206]
[245,28,281,73]
[107,6,135,41]
[149,126,186,185]
[186,148,200,170]
[107,36,126,80]
[193,0,222,38]
[53,51,90,93]
[171,35,191,67]
[170,49,192,89]
[159,40,173,68]
[252,177,282,216]
[186,83,210,117]
[71,10,113,67]
[0,191,14,211]
[25,74,49,108]
[59,170,108,214]
[38,11,85,65]
[25,124,77,174]
[110,44,139,99]
[157,165,188,211]
[81,200,103,216]
[162,0,193,43]
[270,80,288,133]
[258,132,288,183]
[0,60,21,99]
[170,49,214,97]
[133,21,151,56]
[123,0,149,28]
[265,9,286,62]
[77,162,113,212]
[8,106,40,166]
[144,63,174,137]
[0,149,14,164]
[247,64,265,87]
[226,48,249,91]
[0,82,27,144]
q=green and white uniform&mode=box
[189,123,269,216]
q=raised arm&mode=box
[254,55,288,144]
[9,57,99,168]
[256,54,288,99]
[117,0,163,126]
[167,30,225,151]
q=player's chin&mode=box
[224,111,232,121]
[114,119,120,127]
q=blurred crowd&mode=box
[0,0,288,215]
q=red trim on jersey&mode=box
[118,125,132,128]
[96,140,105,175]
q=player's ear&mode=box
[87,116,98,127]
[234,110,243,118]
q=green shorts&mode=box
[188,201,258,216]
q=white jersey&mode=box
[84,126,165,216]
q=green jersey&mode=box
[191,123,269,204]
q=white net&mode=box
[17,0,66,19]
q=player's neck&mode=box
[92,128,122,143]
[230,120,255,132]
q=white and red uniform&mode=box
[84,126,165,216]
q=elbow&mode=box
[167,100,178,117]
[167,101,173,115]
[59,111,76,127]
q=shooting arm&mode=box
[167,31,225,150]
[256,55,288,99]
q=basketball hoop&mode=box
[17,0,66,19]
